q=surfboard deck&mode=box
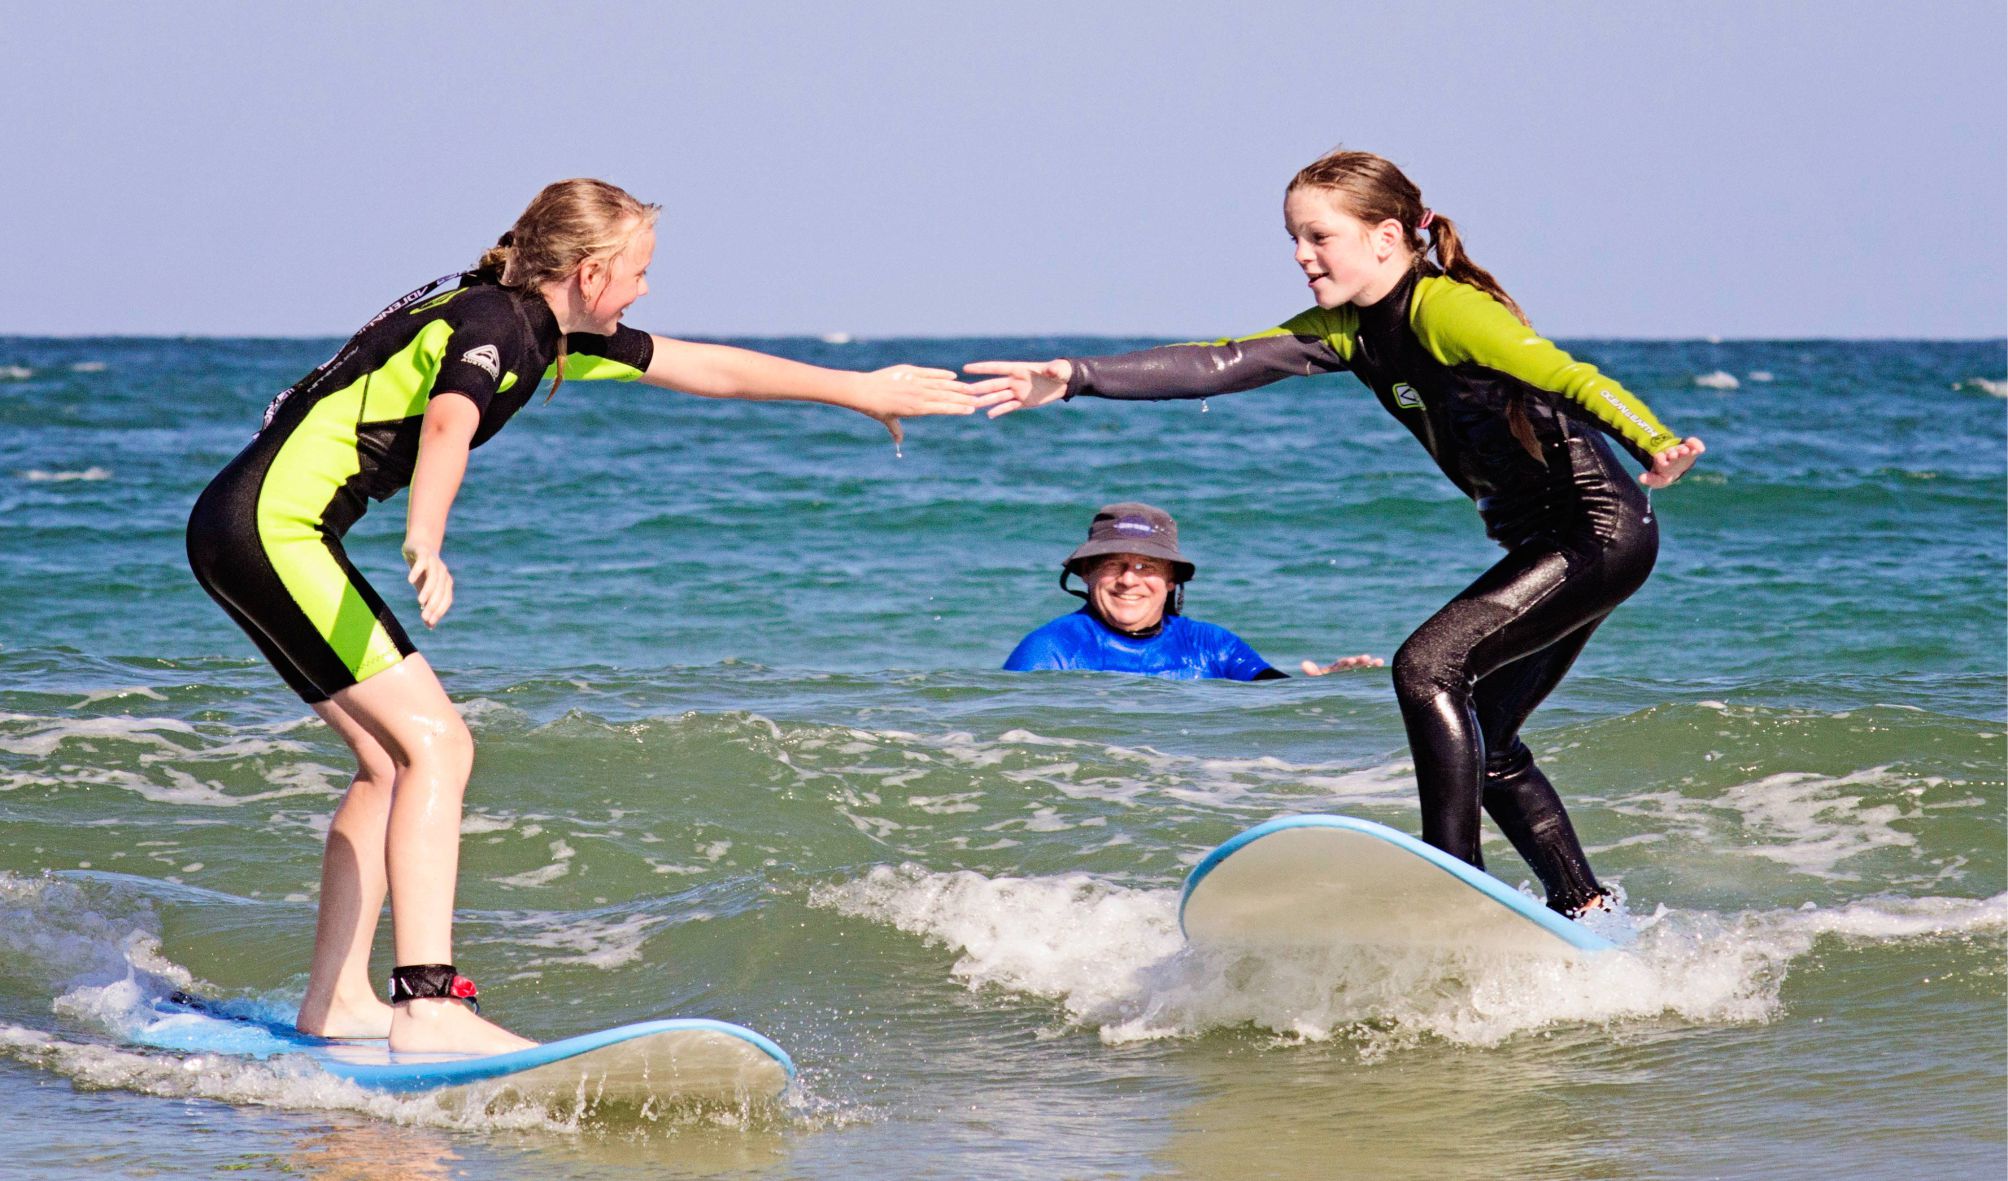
[1179,814,1613,956]
[138,994,794,1103]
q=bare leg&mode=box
[295,699,397,1038]
[329,654,534,1054]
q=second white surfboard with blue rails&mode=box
[1180,814,1613,956]
[138,994,794,1106]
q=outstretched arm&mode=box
[640,336,1003,445]
[968,312,1352,418]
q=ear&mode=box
[576,255,608,300]
[1371,218,1406,261]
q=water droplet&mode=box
[1200,399,1210,413]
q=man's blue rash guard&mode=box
[1003,611,1277,681]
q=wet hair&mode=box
[1287,149,1526,325]
[470,178,660,399]
[473,178,659,290]
[1289,149,1543,458]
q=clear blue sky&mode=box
[5,1,2003,338]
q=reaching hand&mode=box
[963,359,1074,418]
[1300,654,1384,676]
[852,364,996,445]
[404,543,454,628]
[1641,436,1706,488]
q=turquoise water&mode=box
[0,336,2003,1178]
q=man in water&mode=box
[1003,502,1381,680]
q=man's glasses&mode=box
[1089,557,1172,581]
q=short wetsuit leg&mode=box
[187,453,415,704]
[1391,483,1657,885]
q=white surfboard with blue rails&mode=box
[1180,814,1613,956]
[138,994,794,1104]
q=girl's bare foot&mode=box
[389,998,537,1055]
[297,996,394,1040]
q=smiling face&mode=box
[1284,187,1407,310]
[1085,553,1174,632]
[575,221,655,335]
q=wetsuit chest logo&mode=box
[1391,382,1423,409]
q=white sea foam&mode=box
[0,871,778,1130]
[887,725,1413,813]
[1713,768,1921,880]
[0,872,186,991]
[508,910,665,970]
[1613,762,1979,885]
[810,865,2005,1052]
[1,714,227,759]
[1693,370,1740,390]
[73,686,169,707]
[1959,377,2007,397]
[461,812,516,835]
[492,839,575,888]
[1746,370,1774,382]
[19,466,111,481]
[69,361,108,373]
[0,713,336,806]
[0,365,32,380]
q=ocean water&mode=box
[0,335,2002,1179]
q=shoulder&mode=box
[1410,274,1517,327]
[1275,304,1358,343]
[1004,612,1099,670]
[1171,616,1273,679]
[435,285,532,346]
[1173,616,1251,649]
[1408,275,1549,366]
[436,283,518,319]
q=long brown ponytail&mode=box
[473,179,661,400]
[1289,149,1543,458]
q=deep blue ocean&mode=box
[0,335,2002,1179]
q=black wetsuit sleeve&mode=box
[432,298,523,414]
[1251,666,1289,681]
[558,324,655,382]
[1064,310,1354,402]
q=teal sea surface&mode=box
[0,335,2003,1179]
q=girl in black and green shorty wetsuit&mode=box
[969,151,1705,919]
[189,178,988,1053]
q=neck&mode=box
[1088,604,1166,638]
[1351,255,1415,309]
[537,280,592,334]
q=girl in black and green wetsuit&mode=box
[189,178,989,1054]
[968,150,1705,920]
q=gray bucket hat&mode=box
[1062,502,1195,583]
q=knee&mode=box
[1391,635,1461,707]
[352,746,397,794]
[1483,739,1534,780]
[402,713,474,780]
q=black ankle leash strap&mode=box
[388,964,480,1013]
